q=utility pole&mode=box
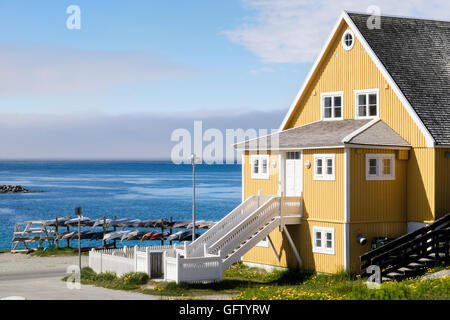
[190,154,199,242]
[75,207,82,272]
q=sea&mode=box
[0,161,242,250]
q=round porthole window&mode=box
[342,30,354,51]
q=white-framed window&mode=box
[321,92,344,120]
[355,89,379,119]
[251,154,270,179]
[313,226,335,255]
[365,154,395,180]
[313,154,335,180]
[342,30,355,51]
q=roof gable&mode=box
[279,11,438,147]
[348,13,450,145]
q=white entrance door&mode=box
[285,152,302,196]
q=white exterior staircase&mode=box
[164,194,303,283]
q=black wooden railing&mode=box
[360,213,450,280]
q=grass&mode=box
[63,262,450,300]
[28,247,89,257]
[63,267,149,290]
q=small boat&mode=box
[167,230,192,241]
[64,216,91,226]
[148,231,169,241]
[44,216,71,227]
[149,232,162,240]
[187,220,214,229]
[68,229,99,240]
[83,231,104,240]
[103,230,131,241]
[122,219,141,228]
[61,231,77,239]
[120,229,141,241]
[179,230,202,241]
[68,231,84,241]
[123,230,147,241]
[172,220,191,228]
[140,231,154,241]
[110,218,131,227]
[138,219,158,227]
[92,218,112,227]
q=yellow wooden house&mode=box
[234,11,450,274]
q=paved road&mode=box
[0,253,159,300]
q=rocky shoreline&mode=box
[0,185,45,194]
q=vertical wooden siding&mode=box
[243,151,279,200]
[243,221,345,274]
[407,148,435,222]
[350,148,407,223]
[303,149,345,222]
[284,20,427,148]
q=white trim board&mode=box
[343,148,350,271]
[278,11,435,148]
[236,144,411,152]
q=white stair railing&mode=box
[208,196,279,257]
[222,217,280,270]
[186,194,271,257]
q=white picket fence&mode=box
[165,251,223,283]
[89,245,181,277]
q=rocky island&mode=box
[0,185,44,193]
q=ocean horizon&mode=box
[0,160,242,249]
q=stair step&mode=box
[382,276,393,282]
[418,257,435,262]
[386,272,403,277]
[397,267,415,273]
[407,262,426,268]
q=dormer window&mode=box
[321,92,344,120]
[355,89,379,118]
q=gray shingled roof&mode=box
[347,120,410,147]
[234,119,410,150]
[347,12,450,145]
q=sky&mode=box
[0,0,449,160]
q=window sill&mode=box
[251,175,270,180]
[313,176,336,181]
[366,176,395,181]
[313,249,335,255]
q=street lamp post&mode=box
[75,206,82,272]
[190,154,199,242]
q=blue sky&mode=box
[0,0,448,159]
[0,1,306,115]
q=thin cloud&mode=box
[224,0,450,64]
[0,109,284,160]
[0,45,197,96]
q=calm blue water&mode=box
[0,161,242,249]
